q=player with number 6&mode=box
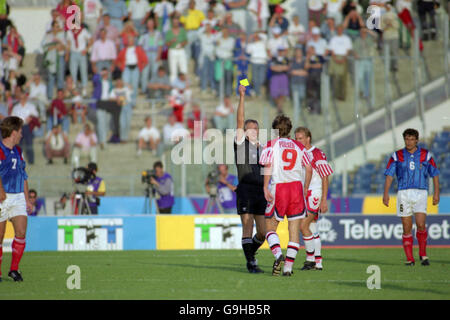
[383,128,440,266]
[0,116,32,282]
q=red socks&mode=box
[416,230,428,258]
[402,234,414,262]
[10,237,26,271]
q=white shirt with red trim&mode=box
[307,146,333,191]
[259,138,311,184]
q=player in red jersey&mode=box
[260,115,312,276]
[295,127,333,270]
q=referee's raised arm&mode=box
[236,85,246,142]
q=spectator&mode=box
[381,4,400,72]
[208,0,227,20]
[71,95,87,124]
[42,21,66,100]
[179,0,205,72]
[288,14,306,48]
[248,0,270,33]
[139,18,164,94]
[147,66,172,99]
[308,0,326,27]
[0,46,20,81]
[166,16,188,83]
[109,78,133,142]
[342,7,364,41]
[328,24,352,101]
[307,26,328,58]
[91,68,113,148]
[3,25,25,67]
[28,189,46,216]
[246,32,268,97]
[220,12,242,38]
[267,26,289,58]
[45,124,70,164]
[45,9,65,33]
[325,0,345,25]
[162,113,190,147]
[95,13,120,46]
[72,123,98,168]
[127,0,151,35]
[290,47,308,117]
[11,92,39,164]
[234,32,250,95]
[269,46,290,114]
[115,35,148,102]
[84,162,106,215]
[205,164,237,213]
[353,27,377,101]
[169,73,192,123]
[48,89,70,133]
[63,74,78,100]
[137,116,161,156]
[215,27,235,98]
[320,16,337,41]
[90,28,117,75]
[26,73,48,122]
[175,0,209,14]
[103,0,128,31]
[199,23,218,95]
[153,0,175,35]
[305,45,324,114]
[397,0,414,49]
[119,21,140,48]
[83,0,104,34]
[269,5,289,35]
[213,96,234,132]
[202,8,220,30]
[149,161,174,214]
[223,0,248,31]
[187,100,207,138]
[66,24,92,97]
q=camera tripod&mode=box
[143,184,159,214]
[206,185,224,214]
[72,191,92,215]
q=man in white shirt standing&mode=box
[306,26,328,58]
[248,0,270,33]
[66,25,92,97]
[246,32,268,97]
[11,93,39,164]
[128,0,151,35]
[327,24,352,101]
[26,73,48,122]
[83,0,103,34]
[215,27,235,97]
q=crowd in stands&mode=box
[0,0,445,168]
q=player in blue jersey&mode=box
[0,116,32,282]
[383,128,440,266]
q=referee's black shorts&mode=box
[236,183,267,215]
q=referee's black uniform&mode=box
[234,135,267,215]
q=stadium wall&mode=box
[4,214,449,252]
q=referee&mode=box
[234,85,266,273]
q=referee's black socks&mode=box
[251,234,265,256]
[242,238,255,262]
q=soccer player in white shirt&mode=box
[260,115,312,276]
[295,127,333,270]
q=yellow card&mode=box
[240,79,249,86]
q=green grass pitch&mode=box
[1,248,449,300]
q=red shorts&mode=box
[265,181,306,221]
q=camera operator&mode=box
[205,164,238,214]
[149,161,174,214]
[83,162,106,215]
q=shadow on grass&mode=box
[428,260,450,265]
[337,281,447,296]
[326,257,398,266]
[146,261,258,275]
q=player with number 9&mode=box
[383,128,440,266]
[0,116,32,282]
[260,115,312,276]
